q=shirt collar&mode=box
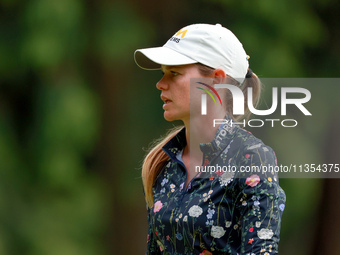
[200,114,238,157]
[162,127,186,162]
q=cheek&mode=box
[186,88,203,115]
[177,93,190,110]
[176,82,191,104]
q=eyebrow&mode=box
[161,65,182,71]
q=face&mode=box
[156,64,209,123]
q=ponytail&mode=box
[142,126,183,208]
[237,71,262,121]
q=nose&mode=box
[156,76,169,91]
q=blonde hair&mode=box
[142,126,183,208]
[142,63,262,208]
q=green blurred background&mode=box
[0,0,340,254]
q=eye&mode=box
[171,71,179,76]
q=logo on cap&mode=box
[175,29,188,39]
[168,29,188,43]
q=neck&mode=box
[182,108,227,169]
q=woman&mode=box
[134,23,286,255]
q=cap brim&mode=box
[134,46,197,70]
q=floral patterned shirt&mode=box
[146,118,286,255]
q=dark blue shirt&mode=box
[146,118,286,255]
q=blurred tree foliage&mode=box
[0,0,105,254]
[0,0,339,254]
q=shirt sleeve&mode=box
[146,206,162,255]
[235,145,286,255]
[142,180,162,254]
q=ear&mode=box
[213,69,226,84]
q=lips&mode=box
[161,95,172,108]
[161,95,172,104]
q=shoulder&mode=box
[230,129,286,207]
[232,127,277,167]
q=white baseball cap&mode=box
[134,23,249,83]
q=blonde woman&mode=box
[134,23,286,255]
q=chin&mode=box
[163,113,176,122]
[163,111,180,122]
[164,111,189,123]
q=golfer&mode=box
[134,23,286,255]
